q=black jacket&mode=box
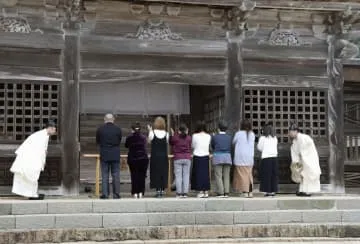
[96,122,122,162]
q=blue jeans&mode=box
[174,159,191,194]
[101,160,120,198]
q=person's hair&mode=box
[263,123,275,137]
[218,120,228,132]
[153,116,166,130]
[104,113,114,123]
[289,123,299,132]
[195,120,207,133]
[178,123,188,139]
[131,122,141,133]
[240,119,252,140]
[45,119,56,128]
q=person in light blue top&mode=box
[232,119,255,198]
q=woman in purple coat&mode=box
[125,122,149,198]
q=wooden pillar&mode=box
[224,34,244,134]
[327,35,345,193]
[224,1,255,134]
[60,13,81,195]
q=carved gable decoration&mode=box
[259,28,310,47]
[0,16,31,33]
[126,19,183,41]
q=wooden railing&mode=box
[82,154,212,197]
[345,135,360,164]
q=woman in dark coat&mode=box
[125,122,149,198]
[147,117,169,198]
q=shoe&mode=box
[29,194,45,200]
[138,193,143,199]
[161,190,165,198]
[133,194,138,199]
[197,192,205,198]
[182,194,188,198]
[171,185,176,192]
[216,194,225,198]
[100,195,108,199]
[296,192,309,197]
[247,192,253,198]
[176,194,182,198]
[203,192,209,198]
[264,193,272,197]
[155,191,162,198]
[224,193,229,198]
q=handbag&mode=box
[290,162,303,183]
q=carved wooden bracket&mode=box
[226,0,256,36]
[325,6,360,36]
[63,0,84,29]
[323,7,360,59]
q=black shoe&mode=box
[264,193,272,197]
[155,191,162,198]
[29,194,45,200]
[171,185,176,192]
[296,192,311,197]
[100,195,108,199]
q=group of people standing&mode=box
[96,114,322,199]
[7,113,321,200]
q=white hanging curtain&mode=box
[80,83,190,115]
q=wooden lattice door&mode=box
[243,87,330,184]
[0,81,62,186]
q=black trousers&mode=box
[128,159,149,195]
[259,157,278,193]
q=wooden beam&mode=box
[0,65,61,81]
[327,35,345,193]
[0,32,64,50]
[81,53,226,72]
[80,69,225,86]
[140,0,360,10]
[0,48,61,68]
[242,42,328,61]
[243,75,328,89]
[80,35,227,57]
[61,28,81,196]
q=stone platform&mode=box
[1,196,360,243]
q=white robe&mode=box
[290,133,321,193]
[10,129,49,198]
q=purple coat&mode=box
[125,132,148,163]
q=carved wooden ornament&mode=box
[0,16,31,33]
[126,19,183,41]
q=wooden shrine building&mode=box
[0,0,360,195]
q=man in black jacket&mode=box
[96,114,122,199]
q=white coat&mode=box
[10,129,49,197]
[290,133,321,193]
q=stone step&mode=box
[1,209,360,230]
[1,197,360,216]
[1,223,360,244]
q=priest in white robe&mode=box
[289,124,321,197]
[10,121,56,199]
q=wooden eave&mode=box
[140,0,360,11]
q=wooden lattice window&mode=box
[243,88,327,143]
[0,81,59,141]
[204,96,224,132]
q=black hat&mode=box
[289,123,299,131]
[45,119,56,128]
